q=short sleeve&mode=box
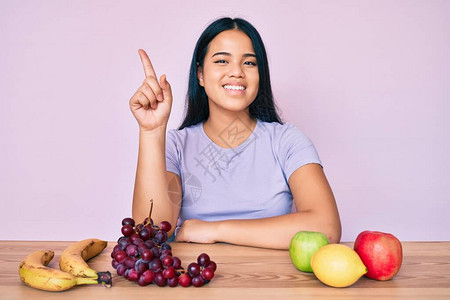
[165,129,181,177]
[277,124,322,180]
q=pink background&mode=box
[1,0,448,242]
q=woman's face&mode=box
[198,29,259,115]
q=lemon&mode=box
[311,244,367,288]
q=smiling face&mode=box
[198,29,259,115]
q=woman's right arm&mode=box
[129,49,181,238]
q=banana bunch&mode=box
[19,238,112,292]
[19,250,100,291]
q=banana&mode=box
[59,238,111,285]
[19,250,99,291]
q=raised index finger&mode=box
[138,49,157,78]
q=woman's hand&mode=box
[129,49,173,132]
[175,219,219,244]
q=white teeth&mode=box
[223,85,246,91]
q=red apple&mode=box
[354,231,402,280]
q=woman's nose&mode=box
[227,63,245,78]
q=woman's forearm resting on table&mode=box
[176,164,341,249]
[176,211,341,250]
[217,211,341,249]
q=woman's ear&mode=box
[197,65,204,87]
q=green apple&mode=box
[289,231,329,272]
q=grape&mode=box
[126,244,139,257]
[161,249,172,258]
[117,237,130,250]
[124,256,137,269]
[116,264,127,276]
[114,250,127,263]
[202,267,214,280]
[142,270,154,283]
[144,239,156,249]
[121,225,134,237]
[155,231,168,243]
[145,225,154,238]
[143,217,154,225]
[129,233,140,244]
[135,223,144,232]
[137,242,149,255]
[122,217,135,227]
[151,247,160,258]
[149,258,162,272]
[139,227,151,241]
[132,238,144,246]
[112,244,122,256]
[160,243,172,251]
[162,266,175,279]
[206,261,217,272]
[168,276,179,287]
[141,249,154,262]
[127,268,140,281]
[111,259,119,269]
[178,273,192,287]
[135,259,149,274]
[137,275,150,286]
[192,275,204,287]
[153,272,167,287]
[159,221,172,232]
[188,262,201,277]
[162,255,173,267]
[197,253,210,267]
[172,257,182,269]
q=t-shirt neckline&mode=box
[199,118,260,153]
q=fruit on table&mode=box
[111,199,217,287]
[311,244,367,288]
[19,250,103,292]
[354,231,403,280]
[289,231,329,272]
[59,238,112,285]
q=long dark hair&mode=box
[179,17,283,130]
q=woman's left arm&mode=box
[175,163,342,250]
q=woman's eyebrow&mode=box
[212,52,256,58]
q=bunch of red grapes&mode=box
[110,216,216,287]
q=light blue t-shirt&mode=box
[165,118,322,232]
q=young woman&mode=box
[129,17,341,250]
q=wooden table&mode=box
[1,241,449,299]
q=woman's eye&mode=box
[214,60,227,64]
[244,61,257,66]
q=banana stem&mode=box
[75,271,112,287]
[97,271,112,286]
